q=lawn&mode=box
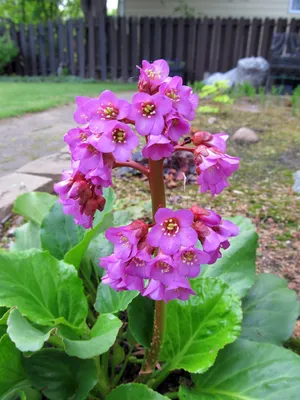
[0,81,136,119]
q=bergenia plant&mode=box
[0,60,299,400]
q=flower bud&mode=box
[192,131,212,146]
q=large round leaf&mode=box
[95,283,138,314]
[13,192,57,225]
[106,384,168,400]
[10,222,41,252]
[241,273,299,345]
[179,339,300,399]
[40,202,85,260]
[200,217,258,297]
[128,295,154,349]
[160,278,242,373]
[60,314,122,359]
[23,349,98,400]
[0,250,88,330]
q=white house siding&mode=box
[122,0,300,19]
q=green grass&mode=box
[0,82,136,119]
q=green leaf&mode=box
[7,309,53,352]
[23,348,98,400]
[106,384,169,400]
[200,217,257,297]
[0,250,88,330]
[40,202,85,260]
[86,232,113,276]
[10,222,41,252]
[0,335,30,399]
[241,273,299,345]
[95,283,138,314]
[61,313,122,359]
[128,295,154,349]
[179,339,300,400]
[13,192,57,225]
[113,210,132,226]
[64,212,113,270]
[161,278,242,373]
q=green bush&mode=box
[0,32,18,74]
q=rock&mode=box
[0,173,52,220]
[236,57,269,88]
[293,171,300,193]
[208,117,217,124]
[17,151,71,181]
[203,68,237,87]
[232,127,259,144]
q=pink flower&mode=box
[164,277,196,302]
[64,126,92,150]
[192,131,228,153]
[132,92,172,136]
[165,112,190,142]
[90,121,139,162]
[159,76,195,120]
[54,169,106,229]
[73,96,92,124]
[195,147,240,196]
[78,90,131,132]
[138,59,170,94]
[105,220,148,261]
[142,134,174,161]
[143,279,166,301]
[173,247,210,277]
[71,142,103,175]
[148,253,177,285]
[147,208,198,255]
[125,246,153,278]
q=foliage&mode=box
[230,81,256,102]
[0,32,18,74]
[0,189,298,399]
[292,85,300,116]
[196,80,234,114]
[0,0,83,24]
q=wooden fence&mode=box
[4,16,300,82]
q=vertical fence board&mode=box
[98,13,107,80]
[194,18,208,81]
[57,20,65,66]
[120,17,128,81]
[38,23,47,76]
[220,18,233,71]
[165,17,173,60]
[176,17,185,62]
[67,19,76,75]
[209,18,222,73]
[141,17,150,60]
[28,24,37,75]
[290,18,300,33]
[10,23,21,74]
[260,18,276,59]
[248,18,262,56]
[129,17,138,77]
[153,17,162,59]
[186,18,197,82]
[48,21,56,74]
[19,24,28,75]
[109,17,118,80]
[276,18,288,33]
[243,19,251,57]
[77,19,85,78]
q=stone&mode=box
[208,117,218,124]
[17,151,71,181]
[203,68,237,87]
[0,173,52,220]
[232,127,259,144]
[236,57,270,88]
[293,171,300,193]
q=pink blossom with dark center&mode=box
[159,76,195,120]
[173,247,210,277]
[64,126,92,150]
[90,121,139,162]
[125,246,153,278]
[142,134,174,161]
[77,90,131,132]
[196,147,240,196]
[164,277,196,302]
[105,220,148,261]
[138,59,170,94]
[147,208,198,255]
[132,93,172,136]
[148,253,177,285]
[165,112,190,142]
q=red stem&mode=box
[113,160,150,178]
[141,159,166,374]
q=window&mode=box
[290,0,300,12]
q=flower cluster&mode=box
[100,206,238,302]
[192,131,240,196]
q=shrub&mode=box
[0,32,18,74]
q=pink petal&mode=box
[174,209,194,227]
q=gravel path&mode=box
[0,91,134,177]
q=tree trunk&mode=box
[81,0,107,19]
